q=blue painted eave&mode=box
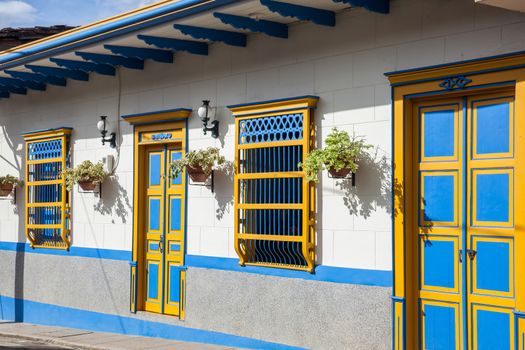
[0,0,238,70]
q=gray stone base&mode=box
[0,250,391,349]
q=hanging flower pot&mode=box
[0,183,14,197]
[62,160,109,192]
[171,147,225,184]
[328,167,352,179]
[299,128,372,185]
[78,180,98,191]
[187,165,210,183]
[0,175,23,197]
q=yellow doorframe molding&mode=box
[125,109,190,314]
[387,58,525,350]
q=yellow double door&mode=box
[144,144,186,317]
[414,90,517,349]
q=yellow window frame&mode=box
[229,96,318,272]
[22,127,72,250]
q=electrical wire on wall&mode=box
[110,66,123,175]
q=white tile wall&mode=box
[0,0,525,271]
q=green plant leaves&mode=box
[299,127,372,183]
[170,147,226,178]
[62,160,108,191]
[0,174,23,186]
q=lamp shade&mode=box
[197,105,208,120]
[97,117,106,132]
[197,101,215,120]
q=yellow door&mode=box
[414,90,516,349]
[163,146,186,317]
[144,144,185,317]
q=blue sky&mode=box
[0,0,160,28]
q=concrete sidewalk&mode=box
[0,322,239,350]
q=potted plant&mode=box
[299,128,371,183]
[0,175,23,196]
[62,160,109,191]
[170,147,225,182]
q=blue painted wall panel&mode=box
[147,262,159,300]
[0,295,305,350]
[149,198,161,231]
[423,240,455,289]
[423,175,455,223]
[170,197,181,231]
[476,241,510,293]
[476,309,510,350]
[423,304,456,350]
[149,153,161,186]
[423,109,455,158]
[476,102,510,155]
[169,266,181,303]
[475,173,509,223]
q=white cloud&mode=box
[93,0,162,21]
[0,0,37,28]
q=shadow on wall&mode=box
[93,175,132,224]
[0,125,25,321]
[214,161,234,221]
[335,148,392,219]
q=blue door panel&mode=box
[147,262,159,300]
[423,109,456,158]
[476,309,510,350]
[423,240,455,289]
[149,153,161,186]
[170,197,182,231]
[169,266,181,303]
[475,173,509,223]
[423,304,456,350]
[476,102,510,155]
[171,152,183,185]
[422,175,455,223]
[476,241,510,293]
[149,198,161,231]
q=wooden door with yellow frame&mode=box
[411,89,517,349]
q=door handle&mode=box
[159,236,164,253]
[459,250,462,263]
[466,249,477,260]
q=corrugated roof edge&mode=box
[0,0,237,70]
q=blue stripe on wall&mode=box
[0,242,131,261]
[0,295,305,350]
[0,242,392,287]
[185,255,393,287]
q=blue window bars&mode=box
[23,128,72,249]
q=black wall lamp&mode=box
[198,100,219,139]
[97,116,116,148]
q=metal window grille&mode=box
[233,99,317,272]
[24,129,71,249]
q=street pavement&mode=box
[0,322,239,350]
[0,336,75,349]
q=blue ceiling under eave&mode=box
[0,0,389,100]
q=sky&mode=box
[0,0,162,28]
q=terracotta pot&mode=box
[78,181,97,191]
[187,165,210,183]
[328,167,352,179]
[0,183,13,196]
